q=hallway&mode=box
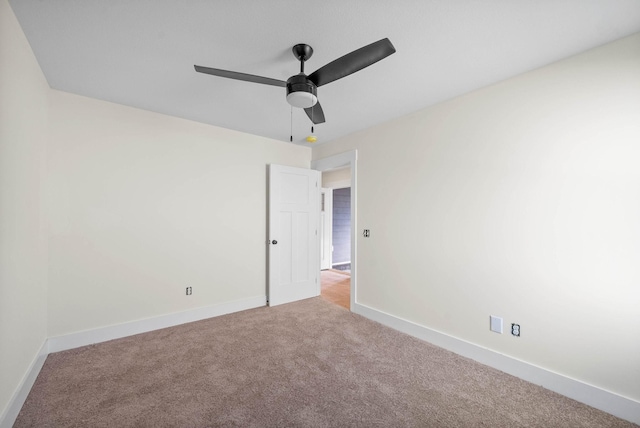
[320,270,350,310]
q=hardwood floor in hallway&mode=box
[320,270,350,310]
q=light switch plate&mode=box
[490,315,503,334]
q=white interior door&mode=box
[269,164,320,306]
[320,188,333,270]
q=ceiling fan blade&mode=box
[305,101,325,124]
[308,38,395,87]
[194,65,287,87]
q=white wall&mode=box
[3,0,638,418]
[322,167,351,188]
[313,33,640,402]
[47,91,310,336]
[0,0,49,419]
[1,0,311,418]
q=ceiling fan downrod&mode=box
[292,43,313,73]
[286,44,318,109]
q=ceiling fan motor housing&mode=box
[286,74,318,108]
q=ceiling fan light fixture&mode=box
[286,91,318,108]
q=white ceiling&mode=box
[9,1,640,146]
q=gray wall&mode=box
[332,188,351,265]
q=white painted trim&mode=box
[353,302,640,425]
[0,340,49,428]
[320,188,333,271]
[312,150,357,311]
[49,296,266,353]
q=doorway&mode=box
[312,151,357,311]
[320,268,350,309]
[320,184,351,309]
[331,187,351,272]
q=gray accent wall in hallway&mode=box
[332,188,351,265]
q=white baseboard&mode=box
[49,296,267,353]
[1,296,266,427]
[5,298,637,425]
[0,340,49,428]
[353,302,640,425]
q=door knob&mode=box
[272,240,278,245]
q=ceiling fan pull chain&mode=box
[290,106,293,142]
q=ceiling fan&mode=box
[194,38,396,125]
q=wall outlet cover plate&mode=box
[490,315,503,334]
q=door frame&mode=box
[320,188,333,271]
[312,150,357,311]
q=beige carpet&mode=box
[15,298,635,427]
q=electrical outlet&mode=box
[511,323,520,337]
[186,287,192,296]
